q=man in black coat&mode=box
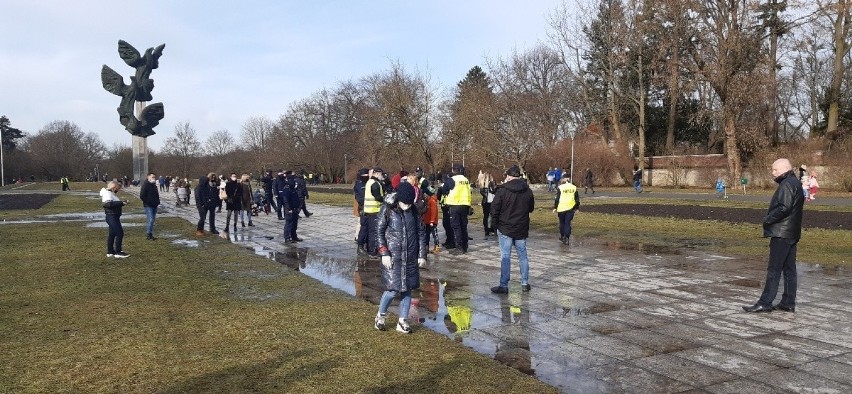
[281,171,302,243]
[490,165,535,294]
[262,170,277,214]
[139,172,160,240]
[273,171,288,220]
[296,172,312,218]
[195,173,220,235]
[743,158,804,313]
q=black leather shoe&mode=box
[742,304,773,313]
[773,304,795,313]
[521,284,532,292]
[490,286,508,294]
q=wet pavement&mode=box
[10,188,852,393]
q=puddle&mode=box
[562,302,620,317]
[86,222,144,228]
[727,278,762,288]
[44,211,103,219]
[172,239,200,248]
[603,241,682,255]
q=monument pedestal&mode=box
[132,135,148,182]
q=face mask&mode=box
[231,177,237,181]
[398,202,411,210]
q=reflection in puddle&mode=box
[246,244,546,380]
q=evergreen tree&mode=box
[0,116,25,151]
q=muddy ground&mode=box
[581,203,851,231]
[0,194,57,210]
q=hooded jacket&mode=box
[195,176,219,209]
[377,192,427,292]
[763,170,804,240]
[491,178,535,239]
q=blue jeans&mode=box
[633,180,643,193]
[498,231,529,288]
[379,290,412,319]
[758,237,798,308]
[105,214,124,254]
[144,206,157,235]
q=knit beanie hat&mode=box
[395,182,416,205]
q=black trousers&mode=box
[449,205,469,252]
[558,210,576,238]
[481,202,493,234]
[758,237,798,307]
[364,213,378,254]
[441,206,454,247]
[197,206,216,231]
[105,214,123,254]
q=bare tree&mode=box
[818,0,852,138]
[205,129,235,156]
[686,0,764,179]
[240,116,274,151]
[162,121,201,178]
[23,121,106,180]
[488,45,569,168]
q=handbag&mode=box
[219,188,227,200]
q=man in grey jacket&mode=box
[743,158,804,313]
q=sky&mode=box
[1,0,564,152]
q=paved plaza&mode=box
[149,190,852,393]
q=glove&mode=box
[418,258,426,268]
[381,255,392,270]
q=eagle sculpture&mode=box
[101,40,165,138]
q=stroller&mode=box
[252,190,270,216]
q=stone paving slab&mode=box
[140,189,852,393]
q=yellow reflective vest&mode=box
[444,174,471,206]
[556,182,577,212]
[363,179,383,214]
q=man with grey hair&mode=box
[743,158,804,313]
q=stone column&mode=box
[132,101,149,182]
[132,135,148,182]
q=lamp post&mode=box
[569,129,576,183]
[344,153,348,184]
[0,124,4,186]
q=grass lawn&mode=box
[0,209,555,393]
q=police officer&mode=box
[296,171,312,218]
[262,170,277,214]
[437,173,455,250]
[441,164,472,254]
[273,171,287,220]
[282,170,302,243]
[553,177,580,246]
[363,167,385,258]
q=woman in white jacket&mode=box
[100,181,129,258]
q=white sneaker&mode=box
[113,252,130,259]
[396,319,411,334]
[374,314,386,330]
[106,253,114,258]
